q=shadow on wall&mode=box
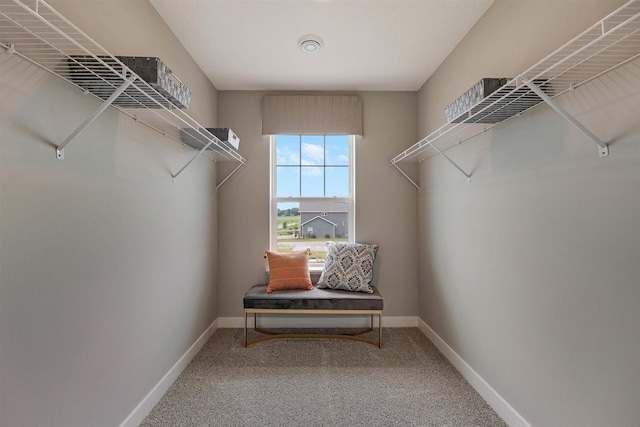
[1,57,57,151]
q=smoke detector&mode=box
[298,35,323,54]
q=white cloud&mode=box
[277,146,299,164]
[334,154,348,163]
[301,143,324,165]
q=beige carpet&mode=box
[141,328,507,426]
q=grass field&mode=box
[277,216,300,226]
[277,215,301,237]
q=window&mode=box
[270,135,354,265]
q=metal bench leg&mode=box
[379,314,383,348]
[243,309,383,348]
[243,311,247,347]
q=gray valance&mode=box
[261,95,363,135]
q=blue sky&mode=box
[276,135,349,199]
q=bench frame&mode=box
[243,308,383,348]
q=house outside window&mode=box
[270,134,354,265]
[300,202,348,239]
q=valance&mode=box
[261,95,363,135]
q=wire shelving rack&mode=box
[389,0,640,189]
[0,0,246,187]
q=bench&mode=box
[243,284,384,347]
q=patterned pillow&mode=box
[316,242,378,293]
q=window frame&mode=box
[269,134,355,267]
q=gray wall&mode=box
[217,91,419,318]
[300,212,347,238]
[4,1,636,426]
[0,1,220,426]
[416,1,640,426]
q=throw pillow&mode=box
[265,250,313,293]
[316,242,378,293]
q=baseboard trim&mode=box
[117,316,526,426]
[119,318,219,427]
[417,318,530,427]
[218,315,418,328]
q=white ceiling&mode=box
[149,0,494,92]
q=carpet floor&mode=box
[140,328,507,427]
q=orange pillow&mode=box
[265,250,313,293]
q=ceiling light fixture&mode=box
[298,35,323,54]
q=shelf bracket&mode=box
[3,43,16,54]
[430,144,472,182]
[172,137,240,183]
[173,138,245,188]
[521,76,608,157]
[390,162,419,191]
[172,139,214,182]
[56,75,136,159]
[216,161,247,191]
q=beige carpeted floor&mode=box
[141,328,507,427]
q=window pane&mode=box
[299,201,350,263]
[276,201,349,264]
[325,135,349,165]
[276,201,301,252]
[326,167,349,197]
[276,135,300,165]
[277,166,300,197]
[301,135,324,166]
[272,135,353,263]
[301,166,324,196]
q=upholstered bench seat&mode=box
[243,284,383,347]
[243,284,384,310]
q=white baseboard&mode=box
[119,316,526,427]
[218,315,418,329]
[417,318,530,427]
[119,318,219,427]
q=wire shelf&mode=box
[390,0,640,167]
[0,0,246,182]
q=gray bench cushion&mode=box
[243,285,383,311]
